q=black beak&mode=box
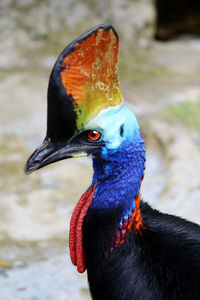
[24,136,102,174]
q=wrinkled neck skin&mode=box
[91,139,145,219]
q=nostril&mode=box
[33,158,41,164]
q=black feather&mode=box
[83,201,200,300]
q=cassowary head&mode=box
[25,24,143,173]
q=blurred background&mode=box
[0,0,200,299]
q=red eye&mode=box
[87,130,101,141]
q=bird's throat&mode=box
[69,141,145,273]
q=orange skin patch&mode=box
[127,193,144,234]
[60,27,123,130]
[127,179,145,234]
[119,180,145,246]
[119,193,144,246]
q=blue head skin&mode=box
[85,105,146,220]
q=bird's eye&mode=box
[87,130,101,141]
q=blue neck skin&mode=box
[91,137,146,221]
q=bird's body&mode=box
[25,24,200,299]
[84,200,200,299]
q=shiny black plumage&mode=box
[83,201,200,300]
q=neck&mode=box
[91,140,145,217]
[83,139,145,260]
[70,136,145,274]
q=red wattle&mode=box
[76,191,94,273]
[69,187,92,266]
[69,182,97,273]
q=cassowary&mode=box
[25,25,200,300]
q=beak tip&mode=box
[24,166,32,175]
[24,156,41,175]
[24,166,29,175]
[24,162,36,175]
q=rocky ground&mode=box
[0,2,200,299]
